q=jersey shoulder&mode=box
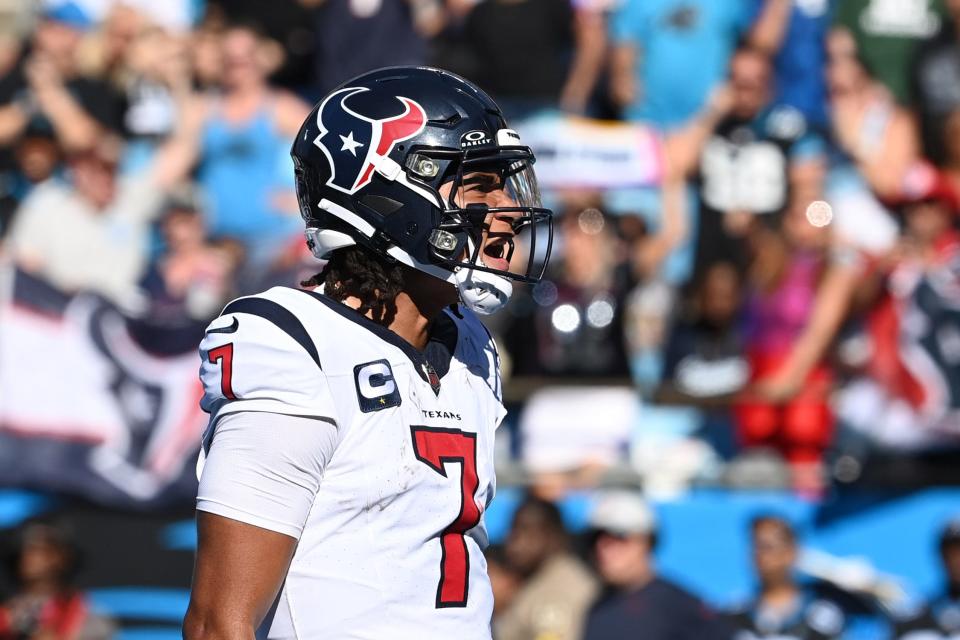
[450,304,496,351]
[198,286,339,420]
[446,305,504,402]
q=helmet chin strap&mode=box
[455,259,513,315]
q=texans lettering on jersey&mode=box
[197,286,505,639]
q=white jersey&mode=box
[196,286,505,639]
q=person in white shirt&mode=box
[6,136,167,309]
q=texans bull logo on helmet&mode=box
[312,86,427,194]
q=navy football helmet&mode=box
[291,66,553,314]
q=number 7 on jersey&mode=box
[410,426,481,608]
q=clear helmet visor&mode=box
[437,149,553,284]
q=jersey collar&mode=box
[299,289,458,393]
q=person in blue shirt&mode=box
[749,0,837,129]
[725,516,846,639]
[608,0,754,129]
[892,518,960,638]
[161,22,310,271]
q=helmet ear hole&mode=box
[360,195,404,217]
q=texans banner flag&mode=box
[0,267,204,508]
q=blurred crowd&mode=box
[0,518,114,640]
[0,0,958,502]
[1,496,959,640]
[485,492,960,640]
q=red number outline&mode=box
[208,343,237,400]
[410,426,480,608]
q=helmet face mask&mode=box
[291,66,554,314]
[420,145,552,284]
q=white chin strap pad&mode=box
[455,264,513,315]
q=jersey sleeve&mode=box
[197,411,338,538]
[199,304,337,422]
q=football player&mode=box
[182,66,553,640]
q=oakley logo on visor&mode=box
[461,130,492,148]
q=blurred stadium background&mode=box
[0,0,959,638]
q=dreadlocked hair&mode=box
[302,245,406,324]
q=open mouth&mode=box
[484,240,506,260]
[482,237,514,271]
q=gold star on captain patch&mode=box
[379,397,386,405]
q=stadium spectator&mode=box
[733,204,835,495]
[0,1,126,235]
[669,45,825,276]
[725,515,846,639]
[838,164,960,449]
[892,517,960,638]
[108,15,191,166]
[79,3,146,87]
[912,0,960,164]
[600,159,693,394]
[455,0,597,121]
[485,545,523,622]
[202,0,316,94]
[1,125,60,236]
[832,0,946,105]
[4,136,168,309]
[583,491,727,640]
[189,16,225,92]
[747,0,833,128]
[307,0,439,95]
[658,261,746,458]
[76,7,200,183]
[0,518,115,640]
[129,188,244,354]
[826,31,920,199]
[161,21,308,269]
[608,0,754,128]
[561,0,613,116]
[0,2,125,153]
[504,206,633,378]
[498,496,598,640]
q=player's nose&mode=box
[488,209,520,236]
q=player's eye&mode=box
[462,173,504,194]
